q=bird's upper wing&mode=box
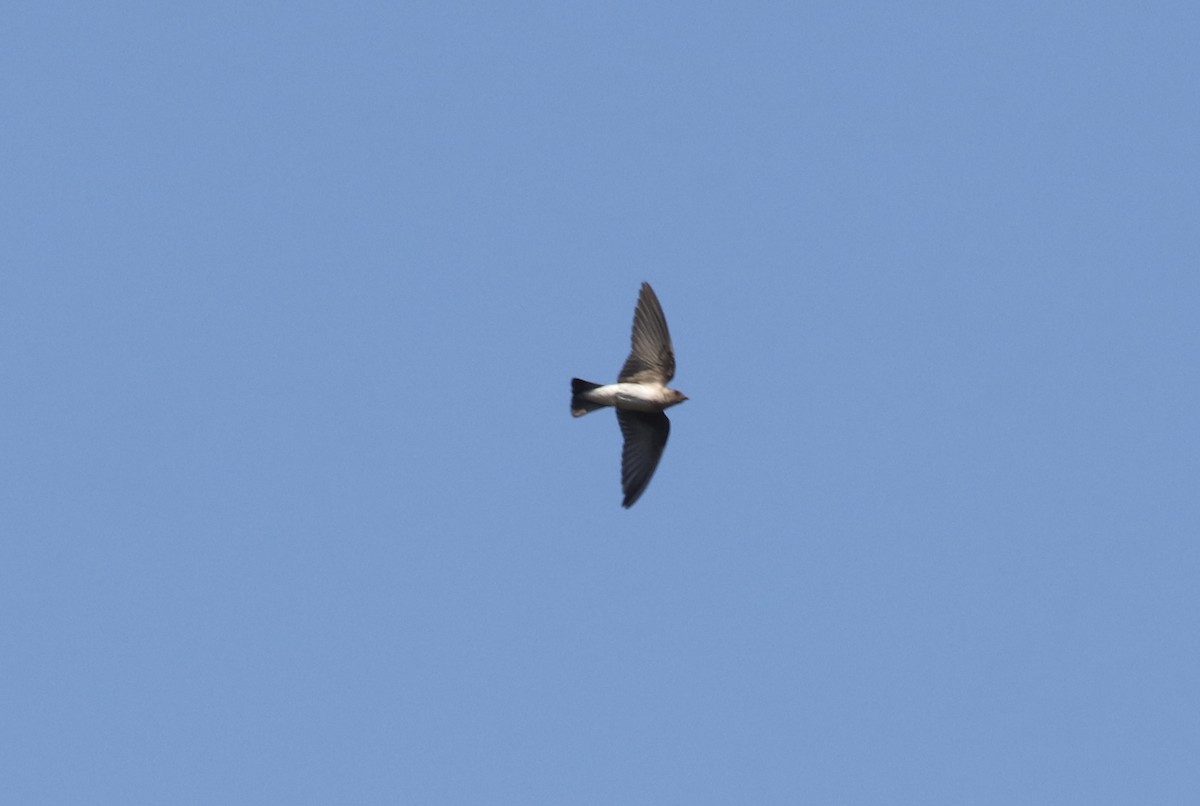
[618,282,675,384]
[617,409,670,508]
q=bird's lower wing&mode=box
[617,410,670,508]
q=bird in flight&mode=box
[571,282,687,508]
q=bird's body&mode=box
[573,381,681,413]
[571,282,687,508]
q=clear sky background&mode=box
[3,3,1197,804]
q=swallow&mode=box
[571,282,688,508]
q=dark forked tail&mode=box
[571,378,606,417]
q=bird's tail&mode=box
[571,378,606,417]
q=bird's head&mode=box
[667,389,689,408]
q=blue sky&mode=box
[3,2,1197,803]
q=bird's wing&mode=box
[618,282,675,384]
[617,410,670,508]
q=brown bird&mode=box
[571,282,687,507]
